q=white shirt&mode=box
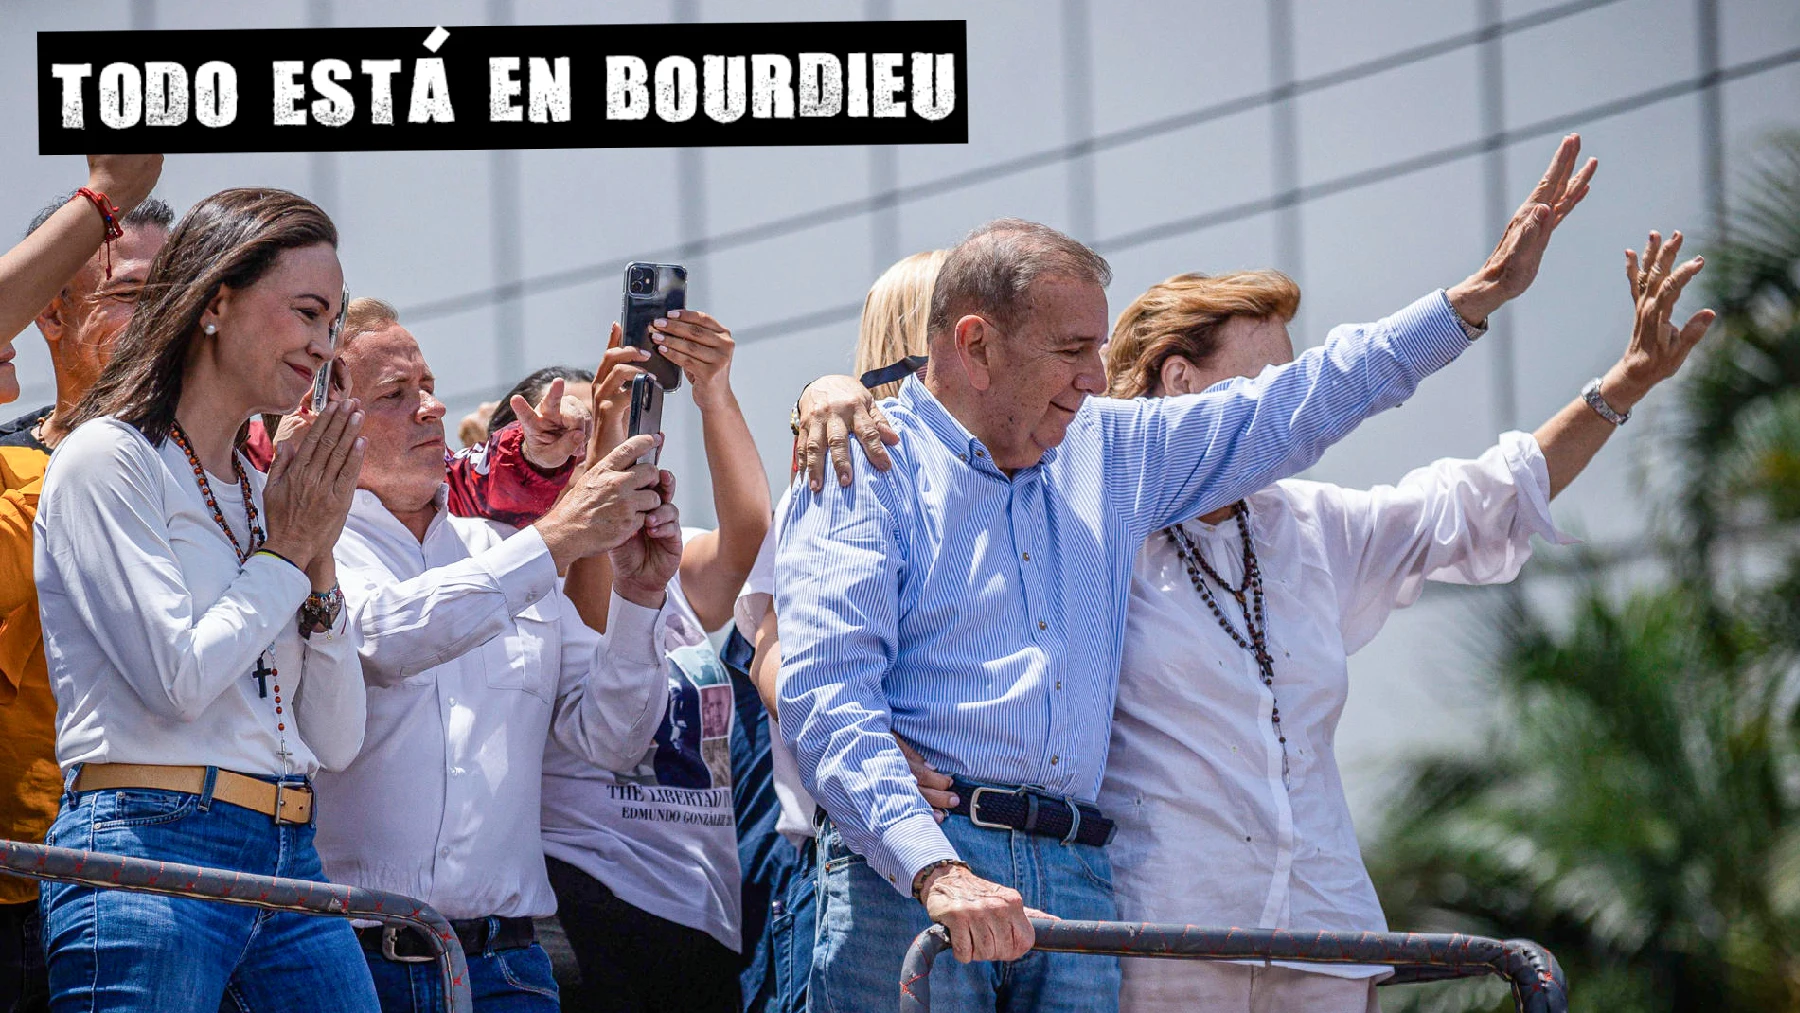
[313,487,671,920]
[733,485,819,847]
[541,539,738,950]
[35,418,362,776]
[1101,432,1572,1002]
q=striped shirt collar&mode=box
[896,373,1061,473]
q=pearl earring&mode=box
[203,323,217,335]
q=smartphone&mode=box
[626,373,665,467]
[310,286,351,412]
[620,262,686,391]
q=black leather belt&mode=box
[947,778,1116,847]
[356,915,536,963]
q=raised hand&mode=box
[795,374,902,491]
[85,154,165,217]
[648,309,737,409]
[1448,133,1598,325]
[1602,230,1715,410]
[513,377,593,471]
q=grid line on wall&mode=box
[398,0,1633,326]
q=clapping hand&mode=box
[1448,133,1598,325]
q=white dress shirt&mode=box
[35,418,362,776]
[1100,432,1573,1005]
[313,487,670,920]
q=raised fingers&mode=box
[1552,157,1598,223]
[1624,248,1642,300]
[1527,134,1580,206]
[1677,308,1717,352]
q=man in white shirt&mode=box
[311,304,688,1013]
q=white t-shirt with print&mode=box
[541,529,743,951]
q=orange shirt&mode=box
[0,432,57,904]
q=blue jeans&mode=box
[39,766,380,1013]
[366,940,558,1013]
[810,801,1120,1013]
[728,635,814,1013]
[765,838,816,1013]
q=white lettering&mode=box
[310,59,354,127]
[798,53,842,117]
[606,56,649,120]
[51,63,92,129]
[750,54,793,119]
[528,57,570,122]
[194,61,237,127]
[653,56,696,122]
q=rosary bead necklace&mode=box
[1166,501,1290,790]
[170,425,291,768]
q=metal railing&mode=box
[0,839,473,1013]
[899,919,1567,1013]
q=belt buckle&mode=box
[381,925,436,964]
[966,785,1023,830]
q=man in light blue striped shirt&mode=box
[777,139,1589,1013]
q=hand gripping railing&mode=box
[899,919,1567,1013]
[0,839,472,1013]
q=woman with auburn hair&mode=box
[35,188,376,1012]
[1094,243,1711,1011]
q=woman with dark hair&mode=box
[34,188,378,1012]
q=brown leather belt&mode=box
[74,763,313,826]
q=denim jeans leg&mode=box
[769,837,817,1013]
[809,818,1004,1013]
[39,775,381,1013]
[223,820,379,1013]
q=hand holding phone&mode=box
[621,262,687,391]
[626,373,665,467]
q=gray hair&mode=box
[926,218,1112,336]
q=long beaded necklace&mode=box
[169,425,291,767]
[1165,501,1290,790]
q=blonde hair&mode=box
[1105,270,1301,399]
[855,250,947,399]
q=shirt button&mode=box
[451,767,465,776]
[447,697,456,707]
[1050,755,1060,766]
[1055,681,1062,690]
[1021,552,1030,561]
[1037,620,1047,631]
[439,846,450,857]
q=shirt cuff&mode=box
[875,810,961,897]
[603,591,669,671]
[1500,431,1580,548]
[486,525,559,616]
[243,551,311,613]
[1388,290,1481,377]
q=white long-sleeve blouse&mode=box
[34,417,363,776]
[1100,431,1573,1001]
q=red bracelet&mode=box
[72,187,124,278]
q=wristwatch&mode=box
[1581,377,1629,426]
[911,858,970,901]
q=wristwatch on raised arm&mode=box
[1581,377,1630,426]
